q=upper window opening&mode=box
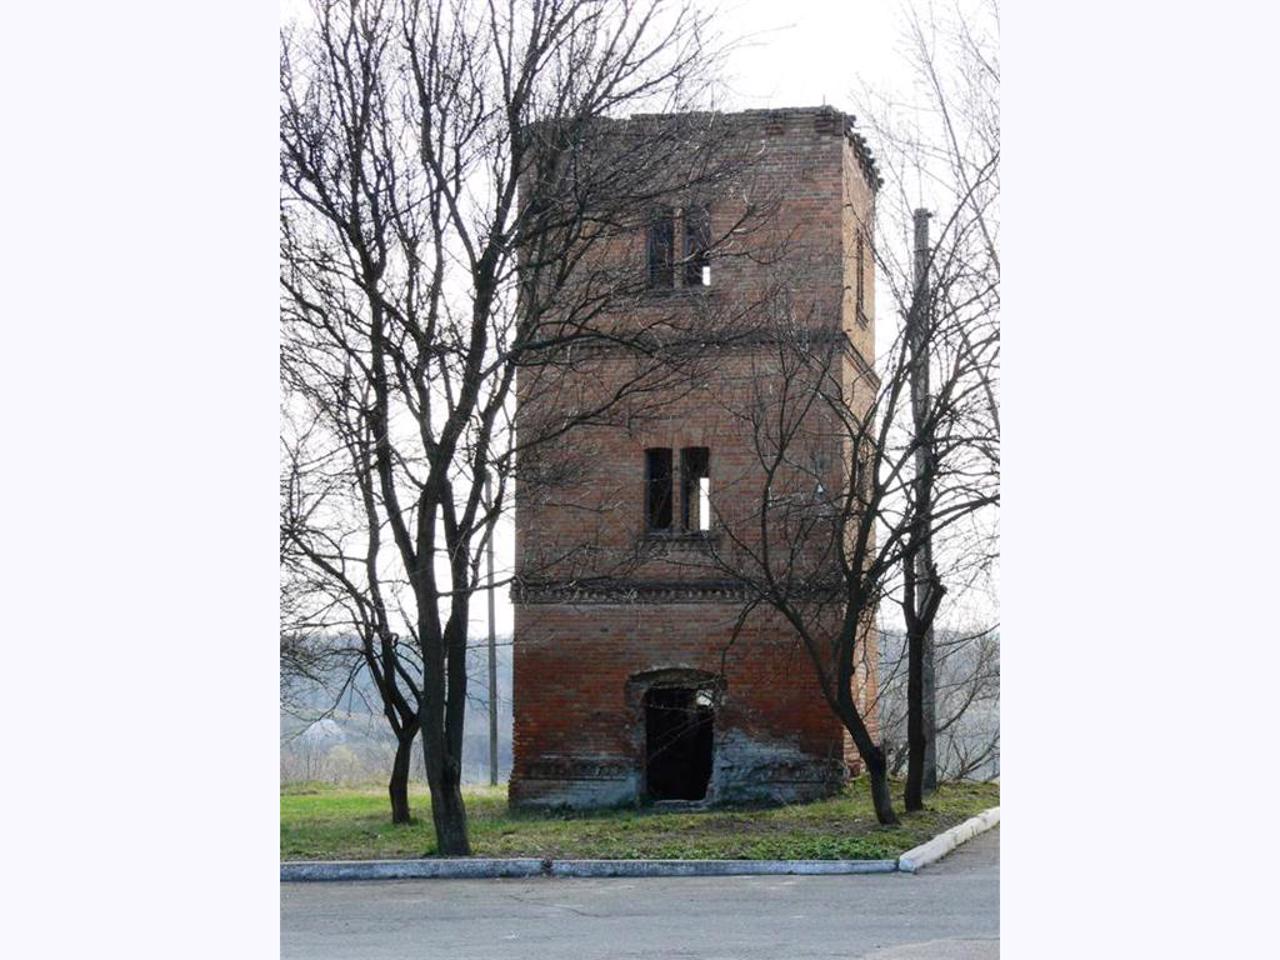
[647,206,710,289]
[645,448,673,531]
[647,210,674,289]
[684,206,711,287]
[680,446,711,532]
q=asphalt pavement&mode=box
[281,827,999,959]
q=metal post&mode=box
[911,208,938,795]
[485,472,499,787]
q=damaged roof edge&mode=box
[523,105,884,194]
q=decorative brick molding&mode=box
[523,756,634,781]
[514,578,751,605]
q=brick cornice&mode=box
[514,578,751,605]
[521,325,882,386]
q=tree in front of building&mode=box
[280,0,753,853]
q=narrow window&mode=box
[645,448,673,531]
[647,209,674,288]
[856,231,865,319]
[683,206,711,287]
[855,438,873,502]
[680,447,710,532]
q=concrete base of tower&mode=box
[508,733,848,811]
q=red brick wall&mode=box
[510,601,852,806]
[511,107,880,808]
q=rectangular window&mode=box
[647,210,674,288]
[680,447,711,532]
[855,438,874,502]
[683,206,711,287]
[645,448,673,531]
[856,231,865,319]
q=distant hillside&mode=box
[281,639,513,786]
[876,627,1000,782]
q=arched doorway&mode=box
[643,683,715,801]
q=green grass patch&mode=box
[281,778,998,861]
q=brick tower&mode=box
[510,107,881,808]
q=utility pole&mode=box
[485,471,499,787]
[905,208,942,809]
[916,208,938,796]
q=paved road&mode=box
[281,828,999,959]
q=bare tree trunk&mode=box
[835,691,899,826]
[905,587,942,810]
[424,747,470,855]
[922,625,937,793]
[389,728,417,824]
[866,744,899,827]
[421,636,471,854]
[905,617,926,811]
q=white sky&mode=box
[711,0,905,111]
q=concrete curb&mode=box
[280,858,546,882]
[280,856,897,882]
[548,858,898,878]
[280,806,998,882]
[897,805,1000,874]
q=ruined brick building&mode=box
[510,107,881,808]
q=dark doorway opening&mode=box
[644,686,714,801]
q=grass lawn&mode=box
[281,778,999,861]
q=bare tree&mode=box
[702,121,999,824]
[280,0,757,854]
[280,407,424,822]
[881,624,1000,782]
[853,0,1000,811]
[280,589,331,716]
